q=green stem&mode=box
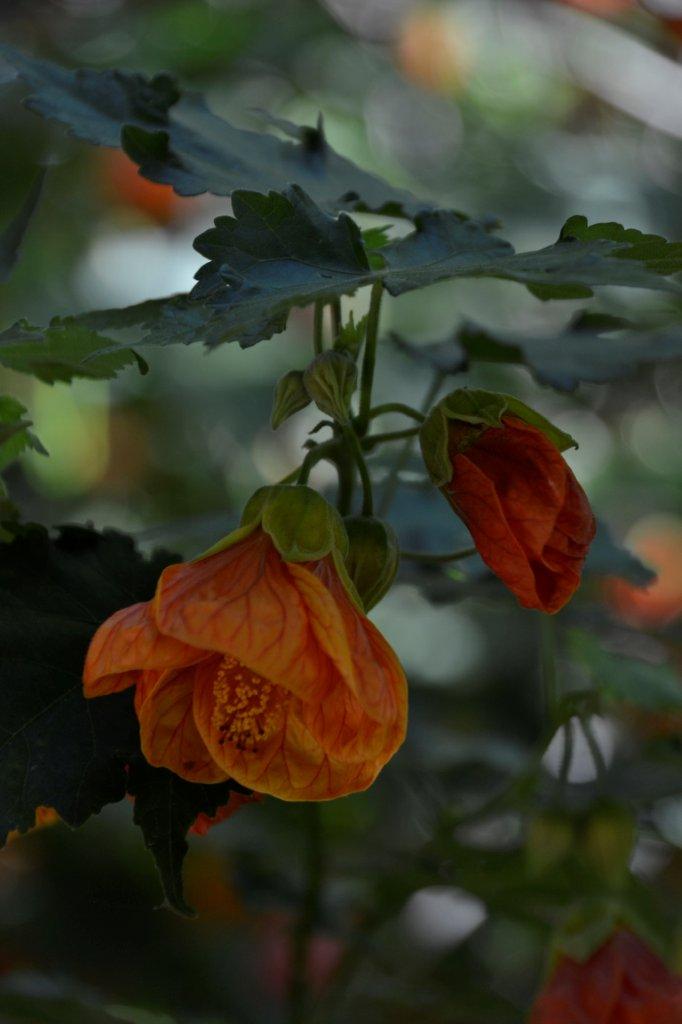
[356,282,383,436]
[558,719,574,789]
[288,805,324,1024]
[313,302,324,355]
[378,369,445,517]
[363,427,420,449]
[540,615,559,727]
[294,440,338,486]
[335,445,355,516]
[366,402,425,423]
[400,546,476,564]
[344,426,373,516]
[330,299,342,343]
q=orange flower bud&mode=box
[83,496,407,802]
[421,390,595,613]
[530,930,682,1022]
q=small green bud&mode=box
[420,388,577,487]
[526,812,575,876]
[241,484,348,563]
[581,804,635,889]
[344,516,399,611]
[303,351,357,425]
[271,370,311,430]
[334,311,367,361]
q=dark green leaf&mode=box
[0,318,141,383]
[393,315,682,393]
[583,520,656,587]
[0,395,46,471]
[570,631,682,713]
[0,991,128,1024]
[0,169,45,284]
[128,759,245,915]
[0,524,174,844]
[1,45,420,216]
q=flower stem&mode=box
[313,301,324,355]
[400,546,477,563]
[343,426,374,516]
[378,369,445,516]
[540,615,559,727]
[288,804,324,1024]
[330,299,342,343]
[580,716,607,779]
[363,427,420,449]
[366,402,425,423]
[356,282,383,436]
[291,440,338,486]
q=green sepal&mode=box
[242,485,349,563]
[525,811,575,876]
[580,803,636,890]
[420,387,578,487]
[343,516,399,611]
[334,311,368,361]
[303,350,357,425]
[271,369,311,429]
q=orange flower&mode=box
[83,491,407,802]
[605,516,682,629]
[441,415,595,613]
[530,930,682,1023]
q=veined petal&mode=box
[192,658,379,801]
[154,531,330,704]
[139,660,228,784]
[83,600,205,697]
[297,675,404,765]
[290,558,407,727]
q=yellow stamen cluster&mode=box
[211,655,282,752]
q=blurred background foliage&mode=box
[0,1,681,1022]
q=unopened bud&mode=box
[303,351,357,425]
[271,370,311,430]
[344,516,399,611]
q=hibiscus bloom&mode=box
[530,929,682,1023]
[83,518,407,802]
[440,415,595,613]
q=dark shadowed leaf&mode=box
[0,395,46,471]
[128,759,245,915]
[570,631,682,713]
[583,520,656,587]
[1,45,421,216]
[0,169,45,284]
[392,315,682,392]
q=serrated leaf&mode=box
[0,318,141,383]
[570,631,682,713]
[128,759,243,916]
[0,169,45,284]
[0,395,46,471]
[2,45,420,216]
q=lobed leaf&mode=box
[0,318,142,383]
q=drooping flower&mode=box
[420,389,596,613]
[530,929,682,1023]
[83,487,407,802]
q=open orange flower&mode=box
[530,930,682,1023]
[443,415,595,613]
[83,489,407,802]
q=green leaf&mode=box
[0,991,130,1024]
[569,631,682,713]
[128,759,245,916]
[1,45,420,216]
[0,169,45,284]
[0,395,46,471]
[0,318,141,383]
[395,316,682,393]
[0,525,163,843]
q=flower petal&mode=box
[138,660,228,784]
[84,600,205,697]
[154,531,330,704]
[289,558,407,727]
[192,658,380,801]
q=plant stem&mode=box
[558,718,574,789]
[540,615,559,727]
[366,402,425,423]
[344,426,374,516]
[330,299,342,343]
[335,445,355,516]
[580,716,607,779]
[378,369,445,516]
[356,282,383,436]
[400,546,477,563]
[293,440,338,486]
[313,301,324,355]
[288,805,324,1024]
[363,427,420,449]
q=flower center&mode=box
[211,655,285,752]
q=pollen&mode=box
[211,655,284,752]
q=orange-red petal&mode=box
[83,600,205,697]
[154,532,331,705]
[138,660,228,784]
